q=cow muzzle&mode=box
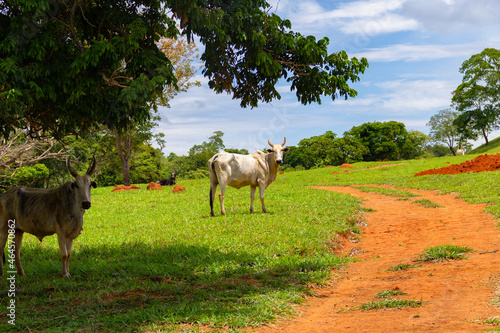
[82,201,91,210]
[276,159,283,164]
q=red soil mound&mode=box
[339,163,354,168]
[172,185,185,192]
[111,185,141,192]
[414,153,500,176]
[147,182,162,190]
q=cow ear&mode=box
[91,181,97,188]
[282,147,290,152]
[267,149,273,153]
[71,182,78,189]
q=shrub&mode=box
[12,164,50,187]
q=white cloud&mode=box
[352,41,500,62]
[340,13,418,35]
[267,0,415,35]
[270,0,500,41]
[401,0,500,33]
[374,79,455,112]
[333,79,456,115]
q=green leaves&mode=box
[177,0,368,108]
[1,0,173,139]
[452,48,500,144]
[2,0,368,139]
[347,121,417,161]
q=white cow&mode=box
[209,138,289,216]
[456,149,465,156]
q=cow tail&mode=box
[209,187,214,212]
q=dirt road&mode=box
[255,185,500,332]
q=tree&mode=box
[425,144,452,157]
[225,148,249,155]
[164,131,227,179]
[110,34,199,185]
[427,108,466,156]
[452,48,500,145]
[335,134,369,164]
[347,121,414,161]
[188,131,225,170]
[1,0,368,139]
[0,129,65,179]
[284,146,318,170]
[156,35,201,106]
[283,131,367,169]
[406,130,430,159]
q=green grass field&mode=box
[1,146,500,332]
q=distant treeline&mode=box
[1,122,455,190]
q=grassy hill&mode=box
[469,136,500,154]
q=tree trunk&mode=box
[483,127,489,145]
[115,130,133,186]
[121,158,131,186]
[448,145,456,156]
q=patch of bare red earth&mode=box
[255,154,500,333]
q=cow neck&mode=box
[265,152,279,187]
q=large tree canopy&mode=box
[1,0,177,139]
[0,0,368,139]
[347,121,415,161]
[452,48,500,145]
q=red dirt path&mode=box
[254,186,500,332]
[252,155,500,333]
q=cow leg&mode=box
[210,183,218,216]
[65,238,74,278]
[259,184,268,213]
[250,186,256,213]
[13,230,25,276]
[219,183,227,215]
[57,234,71,278]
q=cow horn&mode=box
[268,139,274,147]
[86,156,96,176]
[281,137,286,146]
[67,157,79,178]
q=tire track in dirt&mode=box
[255,185,500,333]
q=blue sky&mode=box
[156,0,500,156]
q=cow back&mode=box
[10,183,84,240]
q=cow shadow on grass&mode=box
[0,242,335,332]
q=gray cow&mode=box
[0,157,97,277]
